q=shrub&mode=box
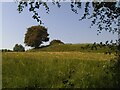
[13,44,25,52]
[50,40,64,46]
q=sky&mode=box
[0,2,2,50]
[1,2,118,50]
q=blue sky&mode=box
[0,3,2,50]
[1,2,118,50]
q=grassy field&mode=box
[28,43,117,53]
[2,52,118,88]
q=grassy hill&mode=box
[28,43,117,53]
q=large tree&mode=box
[24,25,49,48]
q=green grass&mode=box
[28,44,117,53]
[2,52,117,88]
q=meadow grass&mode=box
[2,52,117,88]
[29,44,116,53]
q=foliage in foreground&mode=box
[17,1,120,34]
[2,52,119,88]
[107,56,120,88]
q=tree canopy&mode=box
[24,25,49,48]
[17,0,120,35]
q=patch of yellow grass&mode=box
[3,52,115,61]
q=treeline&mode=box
[1,40,64,52]
[0,49,13,52]
[1,44,25,52]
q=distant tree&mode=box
[24,25,49,48]
[50,39,64,46]
[2,49,8,52]
[1,49,13,52]
[13,44,25,52]
[100,42,103,45]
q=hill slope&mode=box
[28,43,117,53]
